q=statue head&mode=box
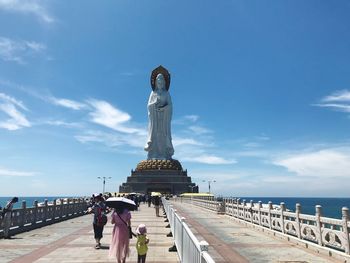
[155,74,166,91]
[150,65,170,91]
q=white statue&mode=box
[144,66,174,160]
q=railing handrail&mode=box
[0,198,88,238]
[182,196,350,257]
[162,197,216,263]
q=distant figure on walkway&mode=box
[153,196,160,217]
[136,224,149,263]
[109,207,132,263]
[88,195,106,249]
[147,195,152,207]
[3,197,18,239]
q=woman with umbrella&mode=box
[107,197,136,263]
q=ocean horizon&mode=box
[1,196,349,219]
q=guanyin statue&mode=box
[144,66,174,160]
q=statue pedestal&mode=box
[119,159,198,195]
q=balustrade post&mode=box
[180,217,186,261]
[236,198,240,219]
[231,198,234,217]
[42,199,48,223]
[295,203,301,239]
[342,207,350,254]
[53,199,57,220]
[60,198,64,218]
[268,201,272,229]
[242,200,246,220]
[250,200,254,223]
[72,199,76,215]
[315,205,323,246]
[33,200,38,225]
[20,200,26,228]
[258,201,262,226]
[280,202,285,234]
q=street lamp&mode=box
[202,180,216,194]
[97,176,112,194]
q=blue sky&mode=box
[1,0,350,197]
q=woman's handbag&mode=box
[128,226,133,239]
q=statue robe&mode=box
[144,89,174,160]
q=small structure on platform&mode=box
[119,66,198,195]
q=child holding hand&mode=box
[136,224,149,263]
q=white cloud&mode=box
[49,97,87,110]
[182,154,236,165]
[173,115,199,125]
[314,90,350,113]
[0,37,46,64]
[0,93,31,130]
[273,148,350,177]
[322,90,350,102]
[0,167,37,176]
[45,120,83,128]
[75,130,146,149]
[172,137,204,147]
[188,125,212,135]
[0,0,54,23]
[87,99,146,134]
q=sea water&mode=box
[237,197,350,219]
[0,196,74,209]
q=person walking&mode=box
[136,224,149,263]
[153,195,160,217]
[147,195,152,208]
[88,195,106,249]
[109,207,132,263]
[3,197,18,239]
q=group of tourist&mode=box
[87,193,162,263]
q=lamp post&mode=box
[202,180,216,194]
[97,176,112,194]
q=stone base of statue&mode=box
[119,159,198,195]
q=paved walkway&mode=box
[171,200,346,263]
[0,203,179,263]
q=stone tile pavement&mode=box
[171,200,348,263]
[0,203,179,263]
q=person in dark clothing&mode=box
[88,195,106,249]
[153,196,160,217]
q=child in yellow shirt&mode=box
[136,224,149,263]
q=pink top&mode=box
[109,209,131,261]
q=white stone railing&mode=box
[162,197,215,263]
[0,198,88,238]
[182,196,350,256]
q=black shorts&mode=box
[93,223,104,239]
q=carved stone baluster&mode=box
[242,200,246,220]
[250,200,254,223]
[295,203,301,239]
[60,198,64,219]
[258,201,262,226]
[53,199,57,220]
[315,205,323,246]
[342,207,350,254]
[20,200,26,228]
[44,199,49,224]
[236,198,240,219]
[33,200,38,226]
[231,198,234,217]
[268,201,272,229]
[280,202,285,234]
